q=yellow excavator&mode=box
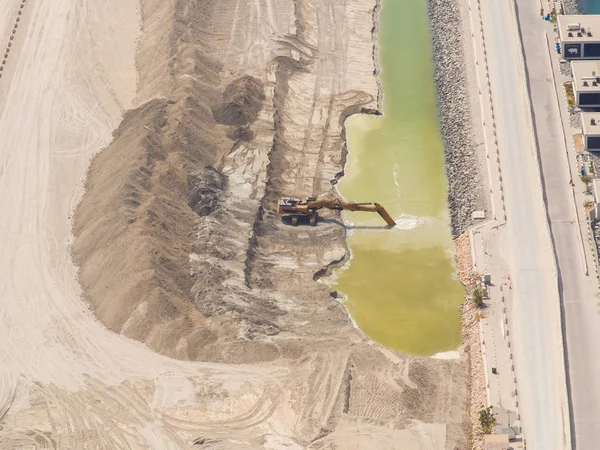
[278,197,396,227]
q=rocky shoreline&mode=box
[428,0,483,238]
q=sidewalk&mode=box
[543,25,599,282]
[473,226,521,433]
[540,17,600,447]
[466,0,523,440]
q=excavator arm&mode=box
[315,200,396,226]
[278,197,396,226]
[346,202,396,226]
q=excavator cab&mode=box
[278,197,319,226]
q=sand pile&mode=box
[72,0,235,359]
[71,0,470,446]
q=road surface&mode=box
[516,0,600,448]
[479,0,570,448]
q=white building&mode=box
[557,15,600,59]
[593,179,600,219]
[581,112,600,150]
[571,60,600,107]
[483,434,510,450]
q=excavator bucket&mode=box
[374,203,396,226]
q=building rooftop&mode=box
[558,15,600,43]
[582,112,600,135]
[593,179,600,204]
[572,60,600,91]
[484,434,509,450]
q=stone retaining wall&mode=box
[428,0,482,238]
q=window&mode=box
[584,43,600,58]
[579,92,600,106]
[587,136,600,149]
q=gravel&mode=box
[562,0,580,14]
[428,0,481,238]
[570,109,582,129]
[559,59,572,77]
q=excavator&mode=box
[278,197,396,227]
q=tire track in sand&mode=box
[0,1,286,448]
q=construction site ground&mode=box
[0,0,471,448]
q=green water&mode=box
[331,0,464,356]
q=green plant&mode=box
[472,288,485,308]
[479,406,497,434]
[581,174,593,185]
[584,200,594,209]
[565,82,575,109]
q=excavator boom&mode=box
[278,197,396,226]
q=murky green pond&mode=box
[331,0,463,356]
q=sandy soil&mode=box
[0,0,468,448]
[455,233,486,450]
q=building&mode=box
[572,61,600,107]
[593,179,600,219]
[557,15,600,59]
[484,434,510,450]
[581,112,600,150]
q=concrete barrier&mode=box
[0,0,27,84]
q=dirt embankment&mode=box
[455,233,487,449]
[72,0,469,446]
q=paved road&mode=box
[516,1,600,448]
[480,0,570,448]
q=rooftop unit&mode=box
[557,15,600,59]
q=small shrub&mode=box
[479,406,497,434]
[564,82,575,109]
[473,288,485,308]
[581,174,593,185]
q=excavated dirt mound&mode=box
[71,0,469,446]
